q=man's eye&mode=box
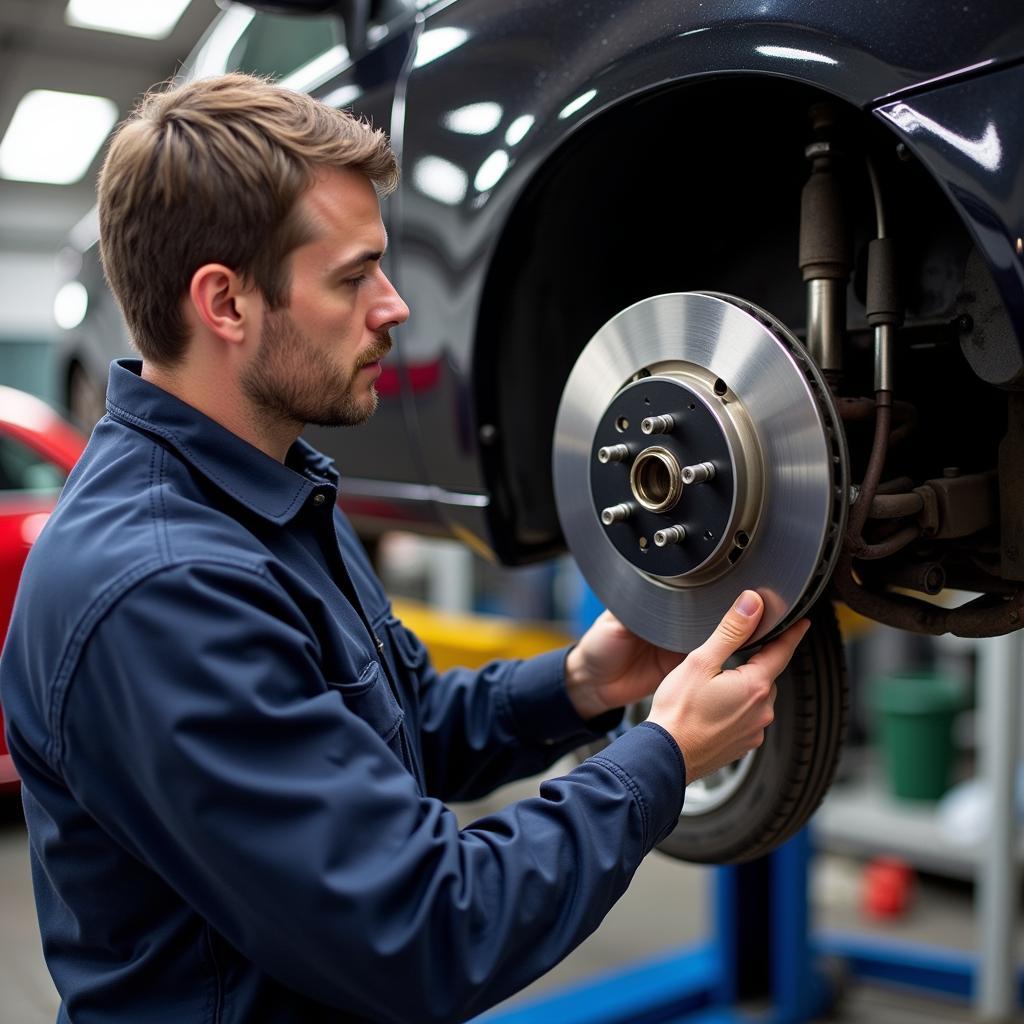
[344,275,366,287]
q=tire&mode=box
[657,599,848,863]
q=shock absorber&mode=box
[799,103,853,390]
[865,157,901,396]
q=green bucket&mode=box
[870,672,966,801]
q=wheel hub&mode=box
[588,371,761,582]
[554,291,848,651]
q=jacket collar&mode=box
[105,359,339,525]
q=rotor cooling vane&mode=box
[554,291,849,652]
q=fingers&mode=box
[743,618,811,680]
[691,590,764,677]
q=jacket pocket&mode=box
[328,660,404,746]
[384,615,428,675]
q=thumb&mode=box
[694,590,763,675]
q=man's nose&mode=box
[371,274,410,332]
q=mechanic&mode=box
[0,73,808,1024]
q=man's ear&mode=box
[188,264,259,346]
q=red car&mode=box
[0,386,86,790]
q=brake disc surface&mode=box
[553,291,848,652]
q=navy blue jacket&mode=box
[0,360,686,1023]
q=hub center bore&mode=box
[630,446,682,512]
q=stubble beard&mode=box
[241,309,391,429]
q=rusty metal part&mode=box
[859,548,1019,599]
[876,476,914,495]
[833,550,1024,636]
[861,558,946,596]
[1000,392,1024,581]
[836,396,877,421]
[913,471,997,540]
[846,391,892,547]
[895,561,945,596]
[833,383,1023,637]
[869,492,924,519]
[855,524,921,560]
[868,472,997,541]
[945,566,1022,596]
[836,396,916,446]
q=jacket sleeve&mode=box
[386,615,625,801]
[59,560,686,1024]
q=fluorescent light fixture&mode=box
[504,114,534,147]
[755,45,838,65]
[65,0,193,40]
[558,89,597,120]
[473,150,509,193]
[0,90,118,185]
[444,102,502,136]
[413,27,468,68]
[412,156,467,206]
[54,281,89,330]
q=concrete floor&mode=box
[1,764,1019,1023]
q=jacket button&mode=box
[312,493,327,506]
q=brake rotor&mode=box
[553,291,848,651]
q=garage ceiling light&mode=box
[0,90,118,185]
[65,0,193,40]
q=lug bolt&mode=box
[597,444,630,464]
[681,462,715,485]
[641,414,675,435]
[653,524,687,547]
[600,502,634,526]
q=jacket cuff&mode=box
[504,647,625,747]
[589,722,686,850]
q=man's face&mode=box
[241,167,409,428]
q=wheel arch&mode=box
[472,75,856,563]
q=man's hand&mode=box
[565,610,685,722]
[647,591,809,784]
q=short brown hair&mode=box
[98,73,398,365]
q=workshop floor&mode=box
[1,765,1020,1024]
